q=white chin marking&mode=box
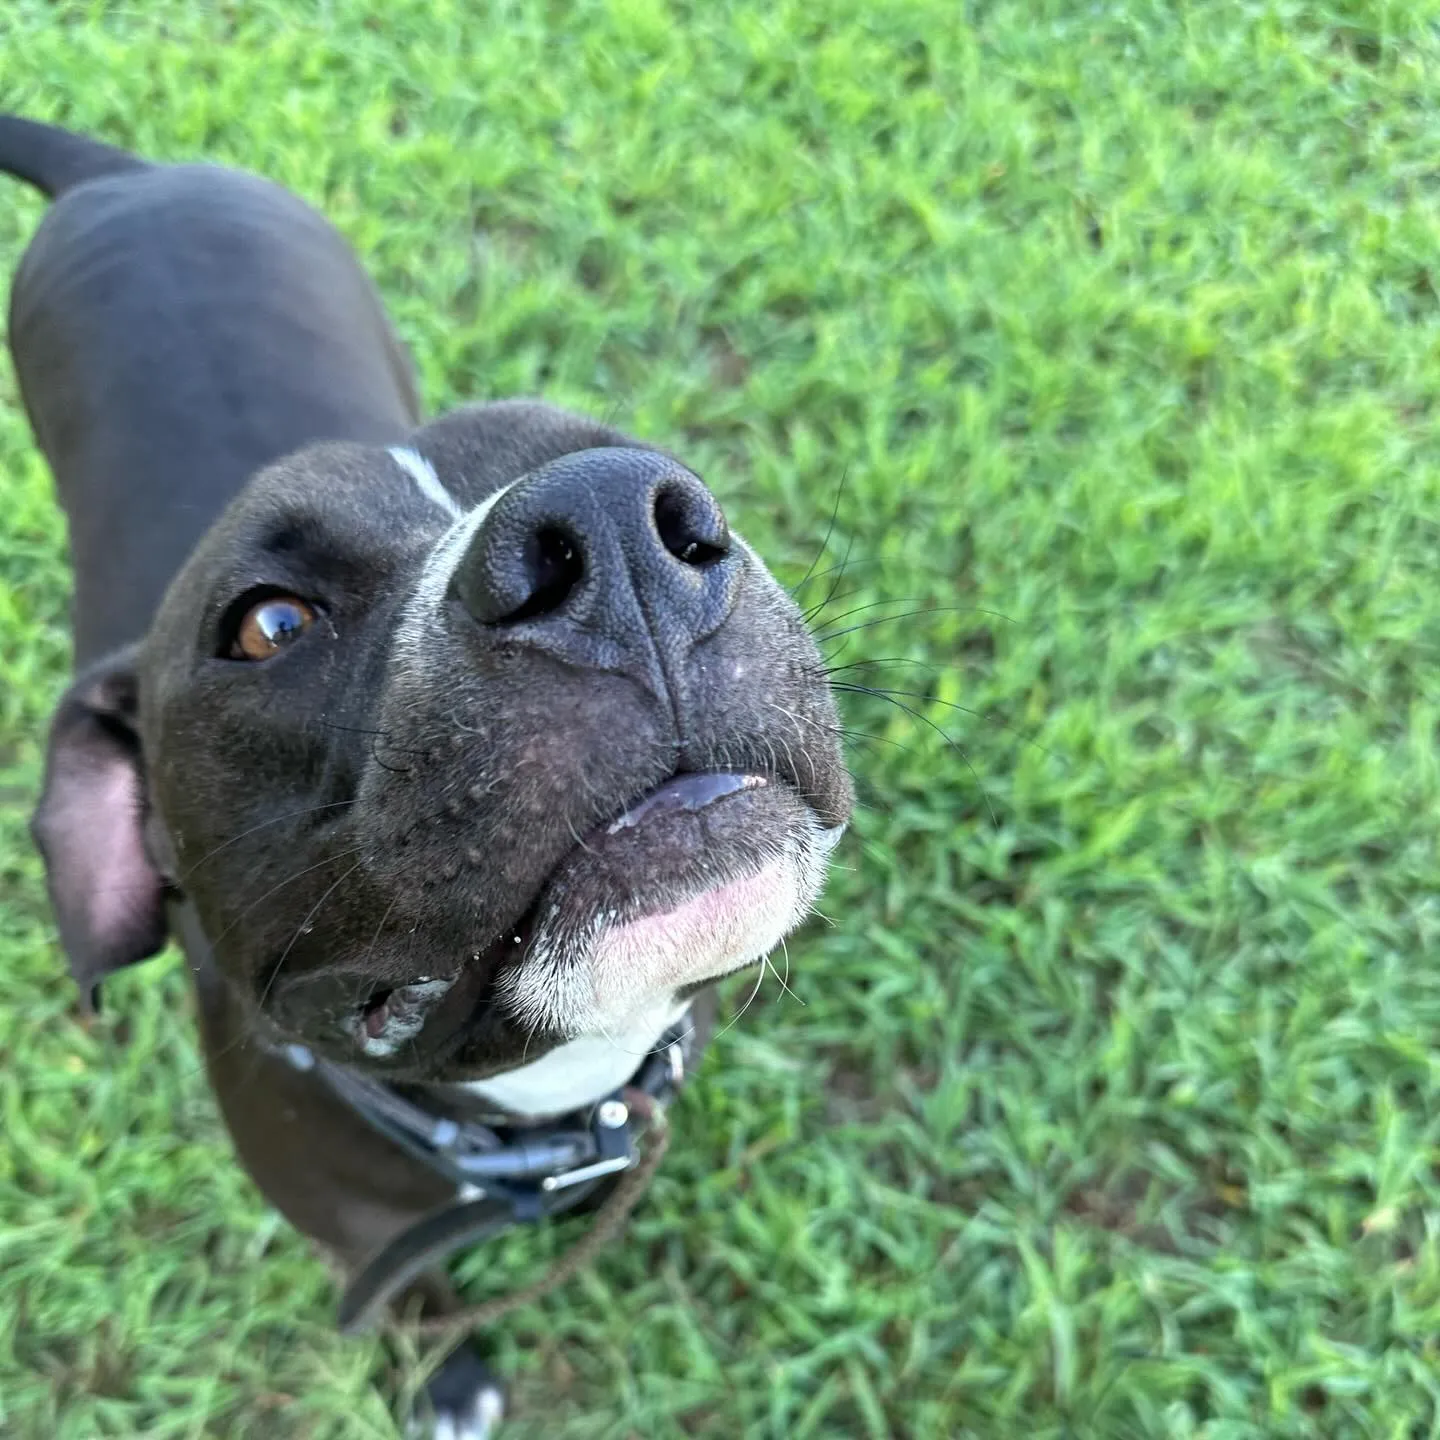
[498,817,844,1041]
[461,996,688,1117]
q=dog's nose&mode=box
[452,448,741,672]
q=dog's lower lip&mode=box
[606,771,767,835]
[358,976,442,1038]
[362,992,392,1039]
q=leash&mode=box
[281,1025,690,1336]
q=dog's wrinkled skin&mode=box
[141,411,852,1082]
[7,113,851,1438]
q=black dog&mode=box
[4,115,851,1436]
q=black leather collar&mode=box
[280,1021,695,1332]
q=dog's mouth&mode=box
[357,976,458,1051]
[349,769,835,1058]
[494,766,837,1039]
[601,769,769,834]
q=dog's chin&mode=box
[494,772,843,1041]
[329,772,842,1068]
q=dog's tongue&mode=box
[607,771,766,835]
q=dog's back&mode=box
[0,115,420,662]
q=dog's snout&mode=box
[452,448,740,661]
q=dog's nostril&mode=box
[499,526,584,624]
[654,484,729,567]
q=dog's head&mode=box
[33,402,852,1080]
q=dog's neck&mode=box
[455,994,689,1117]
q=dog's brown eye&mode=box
[231,596,316,661]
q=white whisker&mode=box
[769,939,805,1007]
[712,962,769,1040]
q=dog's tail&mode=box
[0,114,147,198]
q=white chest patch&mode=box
[459,996,689,1117]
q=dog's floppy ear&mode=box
[31,646,169,1013]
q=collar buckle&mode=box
[539,1089,636,1191]
[540,1150,633,1192]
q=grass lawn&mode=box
[4,0,1440,1435]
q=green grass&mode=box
[3,0,1440,1435]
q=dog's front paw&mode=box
[409,1341,506,1440]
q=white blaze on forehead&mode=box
[392,477,521,663]
[388,446,461,518]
